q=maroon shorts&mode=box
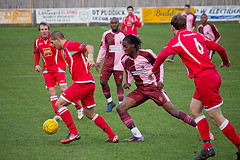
[61,83,96,108]
[100,66,123,82]
[127,83,170,106]
[193,69,223,111]
[43,72,67,88]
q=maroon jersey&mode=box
[121,49,163,87]
[34,34,66,72]
[62,40,94,83]
[182,12,196,31]
[197,22,221,43]
[97,29,127,71]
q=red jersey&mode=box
[120,14,141,36]
[152,29,229,78]
[34,34,66,72]
[62,40,94,83]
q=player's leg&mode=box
[56,72,84,119]
[113,70,124,105]
[146,85,196,127]
[162,101,197,127]
[44,72,60,118]
[116,89,146,142]
[82,83,118,143]
[56,83,83,144]
[207,107,240,157]
[191,99,216,160]
[100,67,116,112]
[55,97,80,144]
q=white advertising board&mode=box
[195,6,240,21]
[36,8,89,24]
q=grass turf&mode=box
[0,22,239,160]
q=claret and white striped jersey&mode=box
[97,29,127,71]
[121,49,163,87]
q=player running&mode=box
[49,31,119,144]
[117,35,197,142]
[34,22,84,120]
[149,13,240,160]
[167,4,196,63]
[198,13,221,59]
[120,6,141,36]
[96,17,127,112]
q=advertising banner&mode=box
[36,8,89,24]
[90,7,142,23]
[0,10,32,24]
[142,8,194,23]
[194,6,240,21]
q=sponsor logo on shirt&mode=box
[43,48,52,57]
[131,66,147,76]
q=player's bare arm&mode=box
[86,45,95,67]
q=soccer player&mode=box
[120,6,141,36]
[49,31,119,144]
[149,13,240,160]
[167,4,196,63]
[118,35,197,142]
[198,14,221,59]
[34,22,84,120]
[96,17,127,112]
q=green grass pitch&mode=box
[0,22,239,160]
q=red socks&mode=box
[58,107,78,134]
[92,114,115,138]
[50,96,60,116]
[220,119,240,152]
[195,115,212,149]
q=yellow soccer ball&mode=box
[43,119,59,134]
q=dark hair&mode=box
[127,6,134,10]
[38,22,50,31]
[123,35,141,50]
[185,4,190,8]
[49,31,65,40]
[110,17,119,23]
[201,13,207,18]
[170,13,186,30]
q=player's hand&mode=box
[96,62,101,72]
[148,70,154,80]
[157,81,164,91]
[123,83,131,89]
[129,18,134,23]
[87,60,95,67]
[35,65,41,72]
[220,61,231,68]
